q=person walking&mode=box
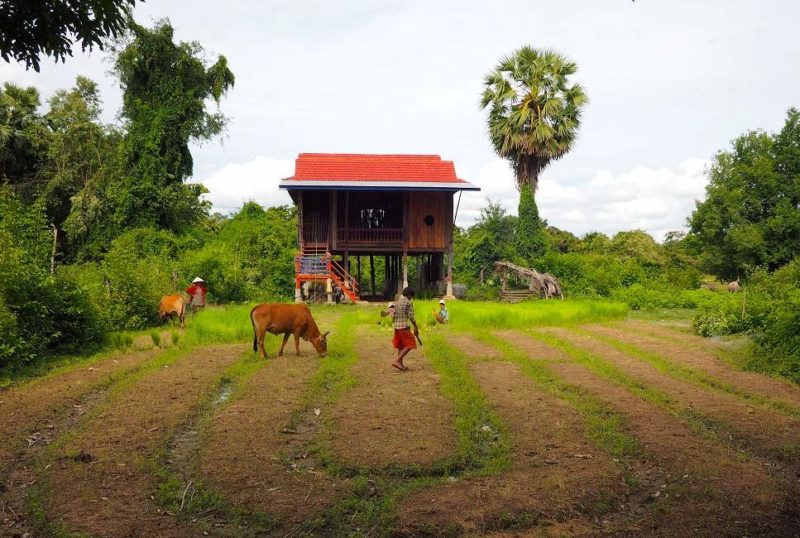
[391,287,419,372]
[185,277,207,313]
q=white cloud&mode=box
[459,157,710,242]
[194,156,294,214]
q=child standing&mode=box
[391,288,419,372]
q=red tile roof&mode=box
[286,153,468,183]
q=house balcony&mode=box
[337,228,402,246]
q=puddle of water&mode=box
[215,382,234,404]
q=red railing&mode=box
[294,253,360,303]
[337,228,402,244]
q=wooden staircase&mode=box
[294,251,360,303]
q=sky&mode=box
[2,0,799,241]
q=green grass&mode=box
[149,330,161,347]
[182,304,257,346]
[442,299,628,331]
[574,326,800,419]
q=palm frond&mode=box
[480,45,588,189]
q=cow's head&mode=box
[312,331,330,357]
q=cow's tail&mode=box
[250,306,258,352]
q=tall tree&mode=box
[480,46,588,191]
[481,46,587,261]
[42,76,118,236]
[65,19,235,257]
[688,109,800,279]
[113,18,235,231]
[0,0,138,71]
[0,83,48,197]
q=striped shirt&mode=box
[393,295,416,329]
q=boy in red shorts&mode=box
[392,287,419,372]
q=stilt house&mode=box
[280,153,480,302]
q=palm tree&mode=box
[481,46,588,192]
[0,83,43,184]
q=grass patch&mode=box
[575,327,800,420]
[0,328,152,389]
[149,330,161,347]
[182,304,256,346]
[445,299,627,332]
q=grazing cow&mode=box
[158,294,186,329]
[727,280,741,293]
[250,303,329,358]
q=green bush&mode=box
[740,261,800,382]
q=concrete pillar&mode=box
[326,278,333,304]
[445,251,455,298]
[402,253,409,290]
[294,279,302,303]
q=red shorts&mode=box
[392,328,417,350]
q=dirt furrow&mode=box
[328,327,456,469]
[200,353,345,527]
[546,327,800,465]
[44,345,245,538]
[545,360,795,536]
[496,331,571,361]
[395,361,625,536]
[589,323,800,408]
[0,348,160,480]
[443,333,503,359]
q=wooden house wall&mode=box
[295,189,454,253]
[406,191,452,250]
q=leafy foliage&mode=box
[0,0,138,71]
[0,188,104,368]
[516,184,547,260]
[0,83,48,196]
[688,109,800,280]
[481,46,588,190]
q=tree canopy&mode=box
[481,46,588,191]
[688,108,800,280]
[65,19,235,256]
[0,0,138,71]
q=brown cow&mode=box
[158,294,186,329]
[250,303,329,358]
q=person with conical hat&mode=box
[186,277,207,312]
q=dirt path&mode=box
[588,323,800,409]
[328,327,457,469]
[0,348,160,479]
[200,353,345,527]
[396,360,625,535]
[44,345,244,538]
[545,359,796,536]
[546,327,800,465]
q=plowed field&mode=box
[1,313,798,537]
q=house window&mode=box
[424,215,435,226]
[360,208,386,229]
